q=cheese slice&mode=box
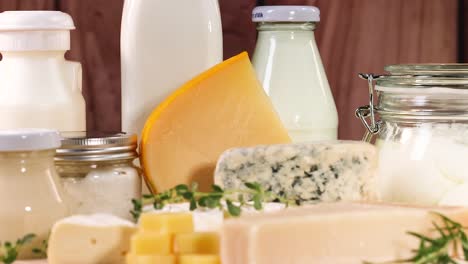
[221,203,468,264]
[47,214,136,264]
[140,52,291,192]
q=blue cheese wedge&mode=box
[214,141,378,204]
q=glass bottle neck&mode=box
[256,22,317,32]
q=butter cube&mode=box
[139,213,194,233]
[174,232,219,254]
[178,255,220,264]
[126,254,176,264]
[130,233,172,255]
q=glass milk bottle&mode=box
[252,6,338,142]
[121,0,223,137]
[0,11,86,132]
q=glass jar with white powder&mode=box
[356,65,468,206]
[55,132,142,220]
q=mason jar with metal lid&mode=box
[55,132,142,220]
[356,64,468,207]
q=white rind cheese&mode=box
[47,214,136,264]
[214,141,378,204]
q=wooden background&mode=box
[0,0,460,140]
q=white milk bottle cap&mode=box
[252,6,320,22]
[0,11,75,51]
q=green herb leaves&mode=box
[0,233,35,264]
[364,213,468,264]
[130,182,291,220]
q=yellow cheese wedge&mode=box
[139,213,194,234]
[130,233,172,255]
[178,255,221,264]
[140,52,291,192]
[174,232,219,254]
[126,254,176,264]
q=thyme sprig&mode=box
[0,233,35,264]
[131,182,293,220]
[365,213,468,264]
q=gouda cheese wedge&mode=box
[140,52,291,192]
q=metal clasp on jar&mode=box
[355,73,383,142]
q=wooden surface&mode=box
[0,0,461,139]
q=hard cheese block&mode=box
[215,141,378,204]
[47,214,136,264]
[140,52,291,192]
[221,203,468,264]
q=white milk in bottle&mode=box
[0,11,86,131]
[252,6,338,142]
[121,0,223,136]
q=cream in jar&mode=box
[56,133,142,220]
[357,65,468,206]
[0,129,68,259]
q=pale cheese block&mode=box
[215,141,378,204]
[47,214,136,264]
[140,52,291,192]
[221,203,468,264]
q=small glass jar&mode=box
[356,64,468,206]
[55,133,142,220]
[0,129,68,259]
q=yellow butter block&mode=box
[126,254,176,264]
[178,255,220,264]
[139,213,194,234]
[174,232,220,254]
[130,233,172,255]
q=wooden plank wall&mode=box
[0,0,460,140]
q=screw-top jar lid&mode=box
[252,6,320,22]
[0,11,75,51]
[0,129,61,151]
[55,132,138,162]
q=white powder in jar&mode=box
[376,123,468,206]
[61,166,141,221]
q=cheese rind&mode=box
[47,214,136,264]
[215,141,378,204]
[140,52,291,192]
[221,203,468,264]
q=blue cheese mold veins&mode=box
[214,141,378,204]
